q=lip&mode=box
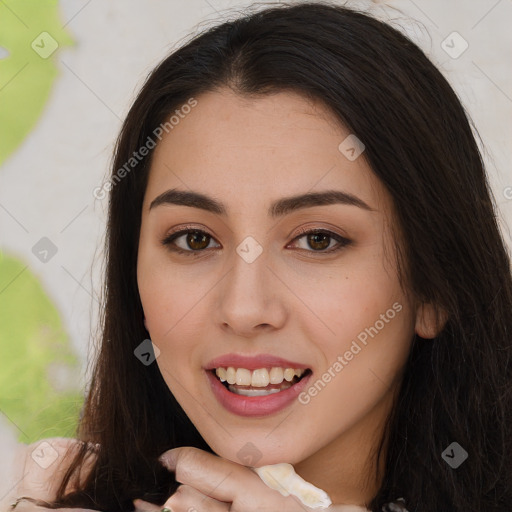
[205,367,312,417]
[205,353,310,371]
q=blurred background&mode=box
[0,0,510,481]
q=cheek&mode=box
[292,256,407,349]
[139,270,202,397]
[137,252,209,386]
[293,247,414,395]
[138,277,174,336]
[297,305,414,448]
[137,247,198,337]
[140,279,203,363]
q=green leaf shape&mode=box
[0,0,75,166]
[0,252,83,443]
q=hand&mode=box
[7,498,101,512]
[132,446,359,512]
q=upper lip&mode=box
[205,353,310,371]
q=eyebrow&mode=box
[149,188,374,217]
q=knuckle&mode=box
[174,462,194,483]
[173,448,202,482]
[177,446,201,462]
[172,483,188,499]
[167,483,194,506]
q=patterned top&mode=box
[348,497,410,512]
[381,498,409,511]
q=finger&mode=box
[159,447,325,511]
[159,447,266,505]
[163,483,228,512]
[133,498,162,512]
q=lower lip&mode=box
[206,370,312,417]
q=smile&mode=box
[214,367,309,396]
[205,364,312,416]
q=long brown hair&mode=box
[19,2,512,511]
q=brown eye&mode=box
[161,227,351,257]
[290,229,351,254]
[161,229,220,255]
[186,231,210,250]
[306,232,331,251]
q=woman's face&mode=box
[137,88,437,486]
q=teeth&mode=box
[251,369,270,387]
[284,368,295,382]
[269,367,284,384]
[236,368,252,386]
[216,367,227,382]
[228,387,282,397]
[215,367,306,387]
[226,367,236,385]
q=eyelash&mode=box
[160,225,352,257]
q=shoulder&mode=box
[1,437,98,511]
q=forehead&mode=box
[144,88,390,215]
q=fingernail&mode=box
[161,508,173,512]
[158,449,178,469]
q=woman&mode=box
[6,2,512,511]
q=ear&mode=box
[415,302,448,339]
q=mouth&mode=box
[211,366,312,397]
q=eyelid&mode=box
[165,223,214,238]
[288,226,351,253]
[161,224,219,252]
[161,224,352,255]
[291,224,348,239]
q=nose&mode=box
[215,241,287,338]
